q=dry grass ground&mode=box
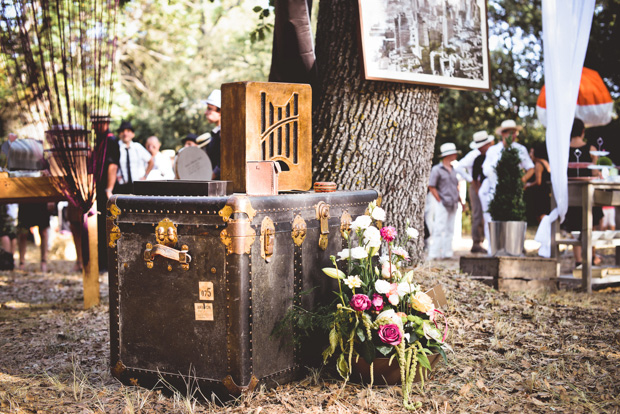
[1,244,620,413]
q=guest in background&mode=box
[460,130,494,254]
[17,203,55,272]
[96,126,119,272]
[0,132,17,159]
[145,136,174,180]
[201,90,221,179]
[181,133,199,148]
[428,143,465,260]
[0,204,16,270]
[563,118,603,267]
[524,142,551,225]
[115,120,151,194]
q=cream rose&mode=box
[410,291,434,314]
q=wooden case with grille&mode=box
[221,81,312,193]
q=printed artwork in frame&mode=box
[357,0,491,91]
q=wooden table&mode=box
[552,179,620,293]
[0,173,100,308]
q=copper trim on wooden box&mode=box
[221,81,312,193]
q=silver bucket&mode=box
[488,221,527,256]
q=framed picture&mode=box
[357,0,491,91]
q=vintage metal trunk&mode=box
[107,190,377,398]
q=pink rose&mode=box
[378,324,402,346]
[349,294,371,312]
[380,226,397,242]
[371,294,384,311]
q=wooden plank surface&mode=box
[0,174,65,204]
[497,278,558,293]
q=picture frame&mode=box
[357,0,491,91]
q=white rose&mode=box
[371,207,386,221]
[350,246,368,260]
[374,279,391,294]
[363,226,381,248]
[406,227,419,239]
[350,215,372,231]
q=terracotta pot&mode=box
[350,354,441,386]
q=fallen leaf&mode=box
[459,382,473,396]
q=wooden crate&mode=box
[460,256,558,292]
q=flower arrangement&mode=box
[322,202,449,410]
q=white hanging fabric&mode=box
[535,0,596,257]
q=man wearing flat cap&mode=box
[115,120,151,193]
[479,120,535,249]
[428,143,467,260]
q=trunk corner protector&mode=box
[111,360,126,378]
[222,375,259,396]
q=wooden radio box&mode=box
[221,81,312,193]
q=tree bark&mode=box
[313,0,440,262]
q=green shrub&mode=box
[488,138,526,222]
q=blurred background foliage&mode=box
[113,0,274,150]
[0,0,618,156]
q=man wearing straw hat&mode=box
[428,143,466,259]
[460,130,495,254]
[479,120,535,250]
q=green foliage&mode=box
[488,139,527,222]
[250,2,275,43]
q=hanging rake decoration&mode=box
[0,0,119,267]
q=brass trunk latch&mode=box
[219,196,256,255]
[340,210,352,239]
[144,219,191,270]
[260,217,275,262]
[316,201,330,250]
[291,214,307,246]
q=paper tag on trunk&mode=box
[194,303,214,321]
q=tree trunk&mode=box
[313,0,440,262]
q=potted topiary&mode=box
[487,138,527,256]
